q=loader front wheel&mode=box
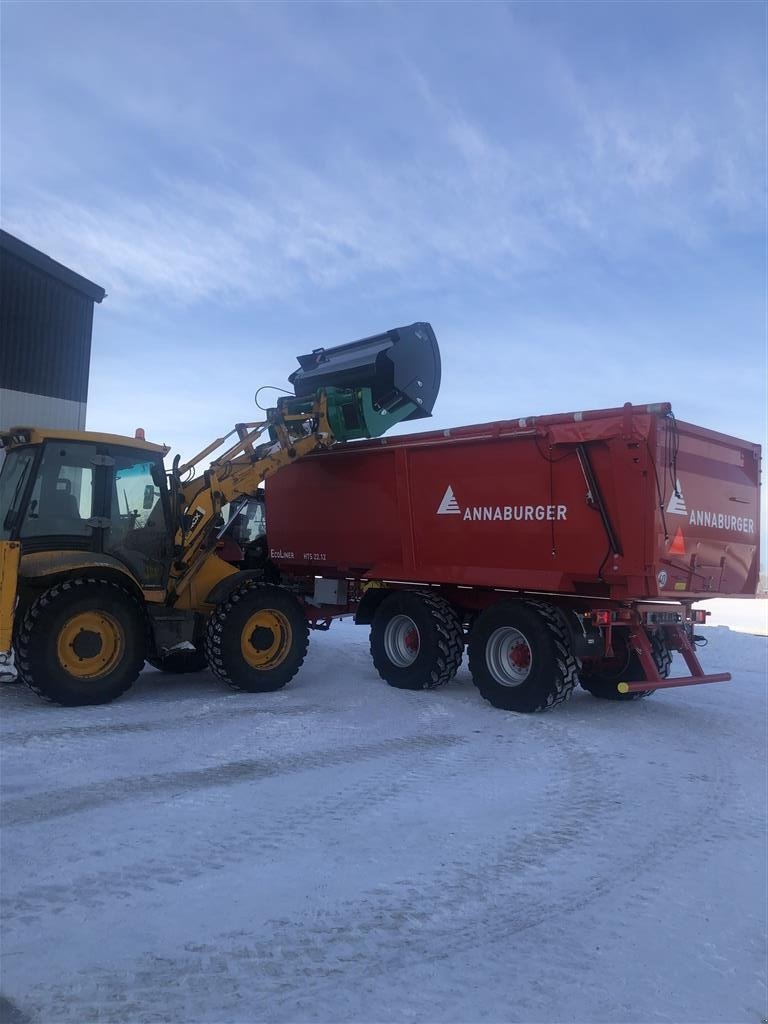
[205,583,309,692]
[15,578,146,706]
[370,591,464,690]
[468,602,579,712]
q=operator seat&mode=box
[23,482,84,536]
[47,490,80,519]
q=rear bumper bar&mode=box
[619,621,731,694]
[619,672,731,693]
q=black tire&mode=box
[204,582,309,692]
[468,601,579,712]
[147,648,207,674]
[579,629,671,701]
[370,591,464,691]
[15,578,146,706]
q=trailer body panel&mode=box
[654,417,761,597]
[266,404,761,600]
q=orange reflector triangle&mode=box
[669,527,686,555]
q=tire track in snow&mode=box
[1,718,540,922]
[0,700,324,748]
[0,994,32,1024]
[1,732,464,827]
[12,732,599,1023]
[243,721,734,1022]
[22,719,738,1024]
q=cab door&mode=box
[103,450,172,589]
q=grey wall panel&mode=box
[0,388,86,431]
[0,251,95,403]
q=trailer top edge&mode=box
[317,401,672,453]
[672,418,762,455]
[317,404,760,458]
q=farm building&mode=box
[0,229,105,433]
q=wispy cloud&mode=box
[2,3,763,308]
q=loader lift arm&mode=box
[166,391,336,602]
[165,320,441,607]
[0,321,441,702]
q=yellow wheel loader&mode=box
[0,323,440,705]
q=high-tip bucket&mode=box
[289,322,441,421]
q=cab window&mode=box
[0,448,35,540]
[19,444,95,538]
[112,459,162,531]
[104,454,168,587]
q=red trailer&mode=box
[259,402,761,712]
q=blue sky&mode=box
[2,0,765,473]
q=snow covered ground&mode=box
[1,622,766,1024]
[694,597,768,636]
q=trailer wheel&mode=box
[15,578,146,706]
[146,648,207,674]
[579,629,670,701]
[468,602,579,712]
[205,582,308,692]
[370,591,464,690]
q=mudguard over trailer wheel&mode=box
[579,629,671,701]
[15,578,146,706]
[468,602,579,712]
[370,591,464,690]
[204,582,309,692]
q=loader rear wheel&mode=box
[468,602,579,712]
[370,591,464,690]
[204,582,309,692]
[15,578,145,706]
[579,629,670,701]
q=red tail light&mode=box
[692,609,708,624]
[592,609,612,625]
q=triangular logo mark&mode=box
[669,527,686,555]
[666,480,687,516]
[437,485,461,515]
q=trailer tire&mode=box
[15,578,146,706]
[579,629,670,701]
[205,582,308,693]
[468,602,579,712]
[370,591,464,690]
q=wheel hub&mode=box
[383,614,421,668]
[249,625,276,652]
[241,609,291,669]
[71,628,103,660]
[56,611,123,680]
[508,642,531,670]
[486,627,533,687]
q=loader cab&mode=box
[218,493,268,570]
[230,495,266,547]
[0,431,172,589]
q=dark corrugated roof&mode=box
[0,229,106,302]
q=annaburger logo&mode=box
[666,479,688,516]
[436,485,568,523]
[437,486,461,515]
[665,478,755,535]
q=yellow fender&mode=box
[0,541,21,656]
